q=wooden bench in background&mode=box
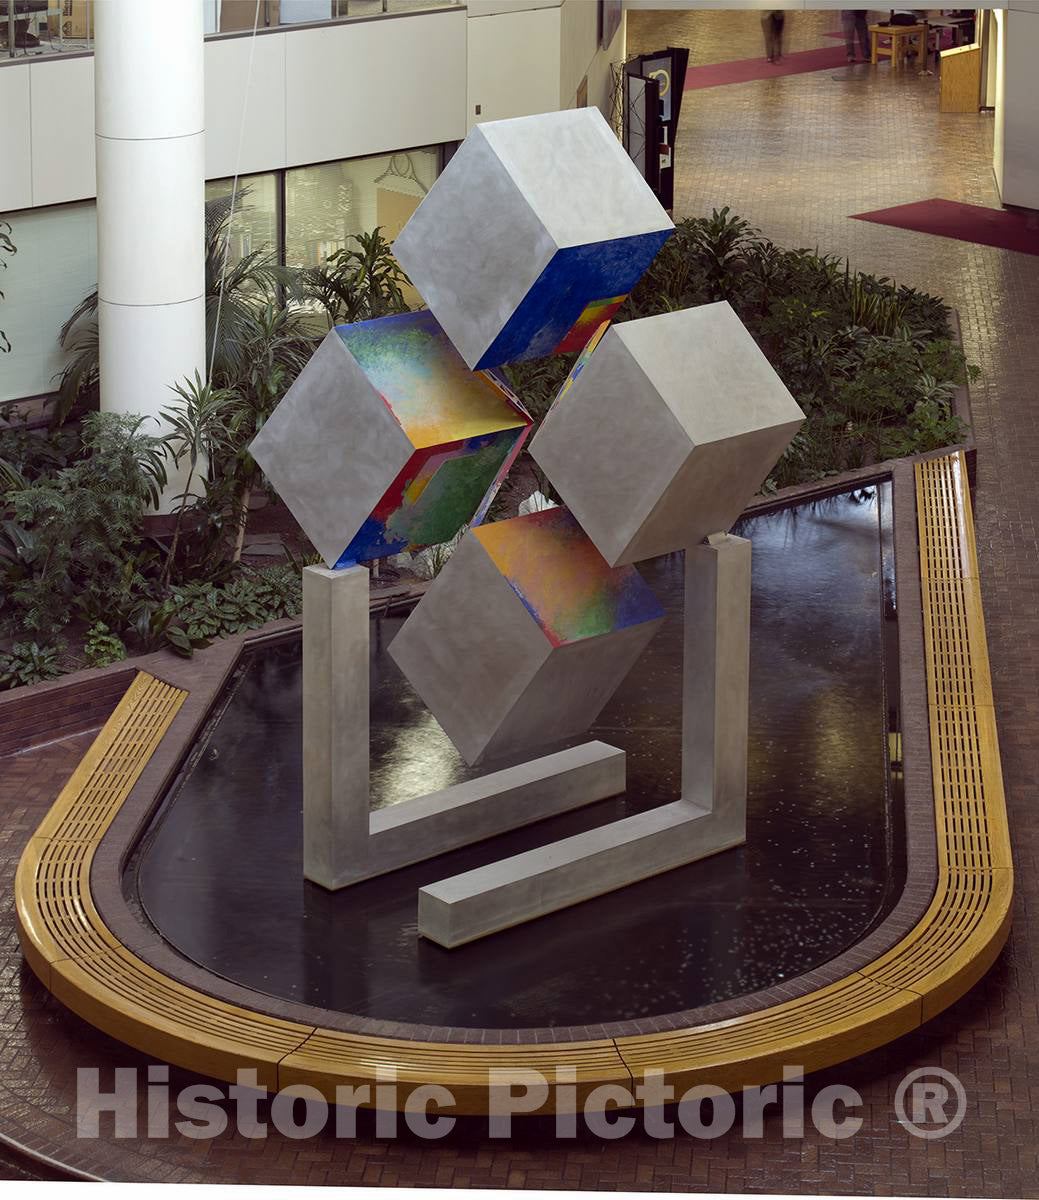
[870,22,928,71]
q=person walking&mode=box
[841,9,871,61]
[761,9,786,63]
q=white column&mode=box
[95,0,206,510]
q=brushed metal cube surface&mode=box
[392,108,674,371]
[529,302,806,566]
[388,507,664,765]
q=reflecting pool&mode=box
[133,484,904,1027]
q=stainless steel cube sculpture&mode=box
[250,311,532,568]
[250,108,805,945]
[416,308,805,945]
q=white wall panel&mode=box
[205,33,287,178]
[30,57,95,207]
[467,6,562,129]
[559,0,600,108]
[12,7,465,210]
[285,9,466,167]
[0,66,32,211]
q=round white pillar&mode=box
[95,0,206,510]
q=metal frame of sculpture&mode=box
[250,107,804,942]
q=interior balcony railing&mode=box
[2,0,463,61]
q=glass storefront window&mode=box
[284,148,438,270]
[4,1,93,59]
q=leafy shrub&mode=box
[157,566,302,656]
[0,419,78,488]
[83,622,127,668]
[1,413,166,635]
[297,227,412,329]
[125,596,209,658]
[0,640,64,689]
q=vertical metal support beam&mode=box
[683,533,751,832]
[303,565,370,889]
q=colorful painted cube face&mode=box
[472,506,663,647]
[388,508,665,765]
[334,427,524,566]
[475,232,671,367]
[331,313,531,564]
[392,108,674,372]
[249,310,531,568]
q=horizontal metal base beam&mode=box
[309,741,626,890]
[418,801,745,948]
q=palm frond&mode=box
[58,290,99,346]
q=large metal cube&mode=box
[249,310,531,567]
[392,108,674,371]
[388,507,664,765]
[529,303,806,566]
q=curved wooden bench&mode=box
[15,451,1012,1112]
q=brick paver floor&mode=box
[1,8,1036,1192]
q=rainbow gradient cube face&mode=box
[388,507,664,765]
[249,311,531,567]
[392,109,674,371]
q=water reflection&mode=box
[133,485,904,1028]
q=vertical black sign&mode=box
[622,72,662,198]
[624,47,689,211]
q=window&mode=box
[0,200,96,405]
[284,148,439,269]
[204,172,280,269]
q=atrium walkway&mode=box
[0,8,1036,1192]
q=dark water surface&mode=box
[133,485,904,1028]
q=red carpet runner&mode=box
[683,45,851,91]
[851,198,1039,256]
